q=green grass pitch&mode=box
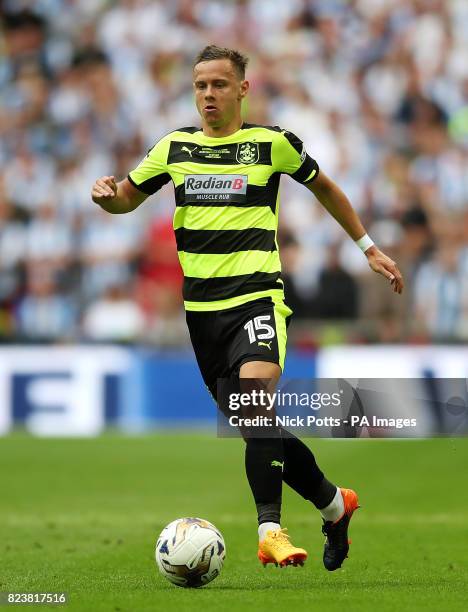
[1,434,467,611]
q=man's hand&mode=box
[90,176,147,214]
[91,175,118,204]
[365,245,404,294]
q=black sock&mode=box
[245,437,284,525]
[282,431,337,508]
[312,477,338,510]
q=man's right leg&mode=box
[238,367,306,567]
[186,308,307,568]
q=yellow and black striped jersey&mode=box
[128,123,319,311]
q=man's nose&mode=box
[204,85,215,99]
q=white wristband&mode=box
[356,233,374,253]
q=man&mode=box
[91,45,404,571]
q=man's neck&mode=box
[202,119,243,138]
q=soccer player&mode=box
[91,45,404,571]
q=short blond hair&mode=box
[194,45,249,79]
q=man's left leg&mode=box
[280,430,360,571]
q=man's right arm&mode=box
[91,175,148,214]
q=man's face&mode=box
[193,59,248,128]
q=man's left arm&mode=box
[306,171,404,294]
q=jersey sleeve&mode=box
[273,130,319,184]
[127,136,172,195]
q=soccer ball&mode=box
[155,517,226,588]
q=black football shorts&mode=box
[185,296,292,402]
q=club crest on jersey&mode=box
[236,141,259,164]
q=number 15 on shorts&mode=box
[244,315,275,344]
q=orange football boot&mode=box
[322,487,360,571]
[258,528,307,568]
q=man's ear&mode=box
[239,79,249,100]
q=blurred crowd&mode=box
[0,0,467,346]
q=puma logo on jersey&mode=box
[258,341,272,350]
[271,460,284,469]
[181,145,197,157]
